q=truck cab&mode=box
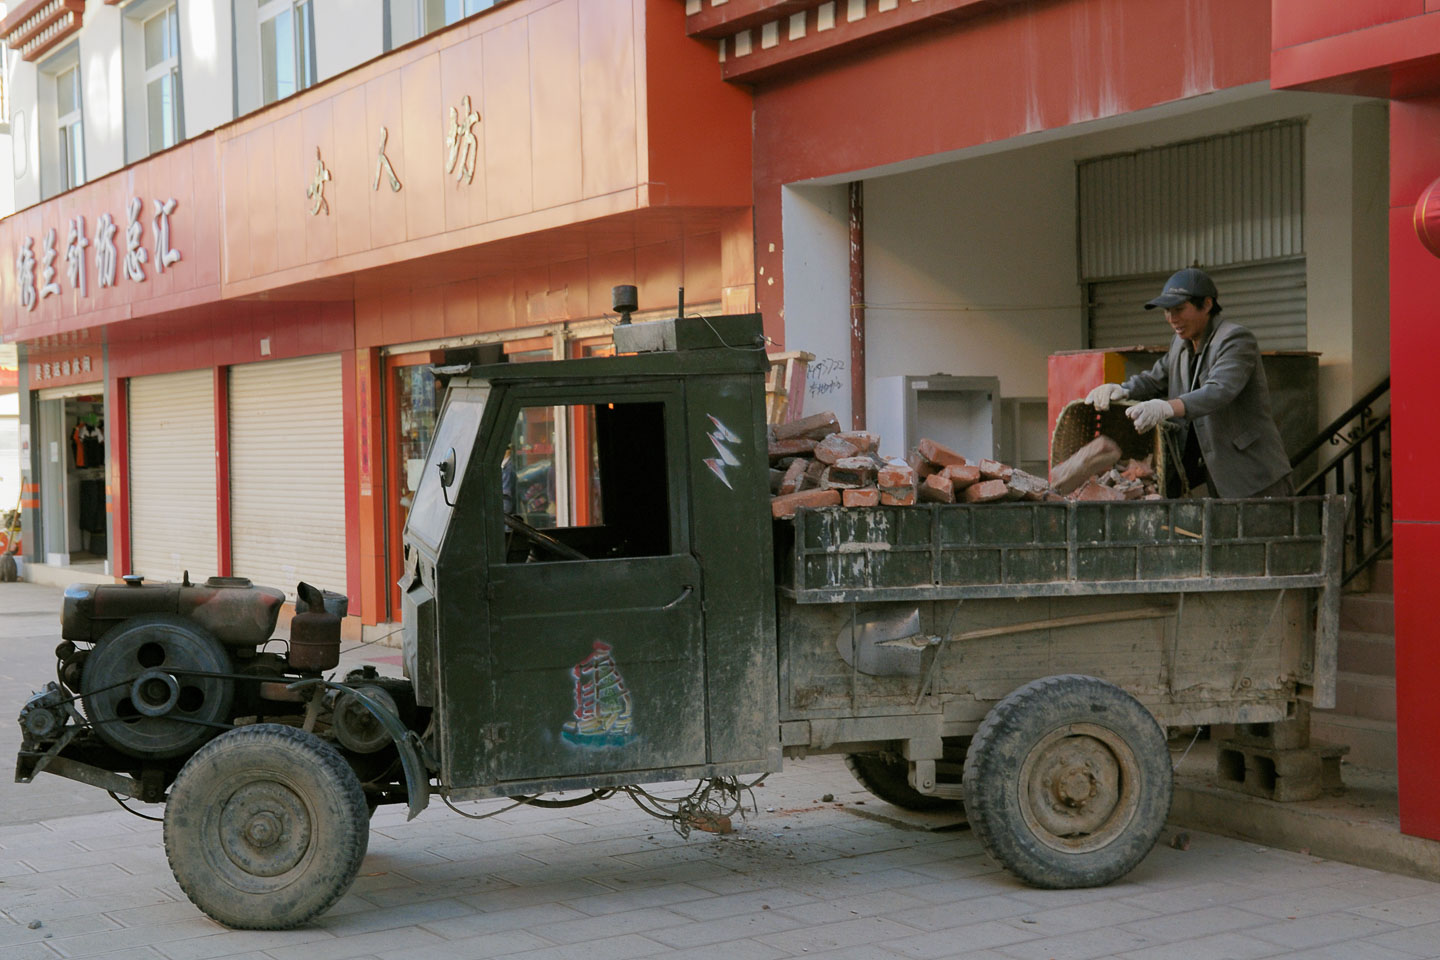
[400,313,781,801]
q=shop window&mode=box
[143,4,183,153]
[501,401,670,563]
[55,65,83,191]
[260,0,316,105]
[420,0,498,34]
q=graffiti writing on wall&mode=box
[808,357,846,398]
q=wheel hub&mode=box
[218,783,312,878]
[1019,723,1140,853]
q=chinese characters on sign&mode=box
[374,127,402,192]
[308,148,331,216]
[11,198,181,310]
[27,331,96,386]
[446,95,480,185]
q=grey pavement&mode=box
[3,580,1440,960]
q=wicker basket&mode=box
[1050,399,1171,497]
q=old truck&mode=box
[14,312,1344,930]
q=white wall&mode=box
[181,0,235,139]
[79,5,125,178]
[781,184,854,428]
[864,144,1082,405]
[316,0,387,82]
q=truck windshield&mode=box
[406,382,488,551]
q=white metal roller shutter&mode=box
[1089,259,1308,351]
[229,354,346,598]
[129,370,218,582]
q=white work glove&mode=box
[1085,383,1128,411]
[1126,398,1175,433]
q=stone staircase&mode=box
[1311,558,1397,771]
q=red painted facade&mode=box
[1269,0,1440,840]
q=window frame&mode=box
[258,0,317,106]
[55,64,84,192]
[141,3,183,153]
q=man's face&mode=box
[1163,298,1212,343]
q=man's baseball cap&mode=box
[1145,268,1220,310]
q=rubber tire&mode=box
[845,752,962,812]
[164,724,369,929]
[962,674,1172,889]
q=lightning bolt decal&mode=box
[703,414,741,490]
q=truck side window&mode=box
[501,400,671,562]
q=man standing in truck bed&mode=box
[1087,268,1294,498]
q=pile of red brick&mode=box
[768,412,1050,519]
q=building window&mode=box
[259,0,316,105]
[143,4,182,152]
[56,65,83,191]
[421,0,496,34]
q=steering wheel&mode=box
[504,515,589,561]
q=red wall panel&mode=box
[1394,521,1440,839]
[1388,205,1440,525]
[1272,0,1421,50]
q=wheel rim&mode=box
[1017,722,1140,854]
[204,772,316,891]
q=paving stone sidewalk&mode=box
[2,754,1440,960]
[4,581,1440,960]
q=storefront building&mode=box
[0,0,754,626]
[681,0,1423,835]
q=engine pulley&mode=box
[82,614,235,759]
[331,685,398,754]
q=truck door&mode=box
[482,384,707,785]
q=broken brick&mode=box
[1073,478,1124,501]
[878,460,916,488]
[773,411,840,442]
[1006,469,1049,501]
[1050,435,1122,495]
[962,479,1010,503]
[978,459,1013,481]
[942,464,982,489]
[814,434,860,465]
[843,487,881,507]
[778,459,808,496]
[771,488,841,518]
[1121,458,1155,481]
[907,449,938,479]
[836,431,880,455]
[919,473,956,503]
[880,486,917,506]
[918,438,966,467]
[769,437,818,462]
[829,456,877,487]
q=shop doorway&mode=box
[36,385,106,570]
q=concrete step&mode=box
[1337,630,1396,677]
[1369,558,1393,595]
[1330,671,1396,723]
[1311,712,1397,773]
[1340,593,1395,635]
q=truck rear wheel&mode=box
[962,675,1171,888]
[163,724,369,929]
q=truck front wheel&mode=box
[163,724,370,929]
[962,675,1171,888]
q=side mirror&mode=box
[437,448,457,506]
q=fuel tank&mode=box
[62,575,286,647]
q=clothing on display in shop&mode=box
[73,420,105,468]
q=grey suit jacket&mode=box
[1120,317,1291,498]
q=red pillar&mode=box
[1388,96,1440,840]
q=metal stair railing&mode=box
[1291,376,1391,587]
